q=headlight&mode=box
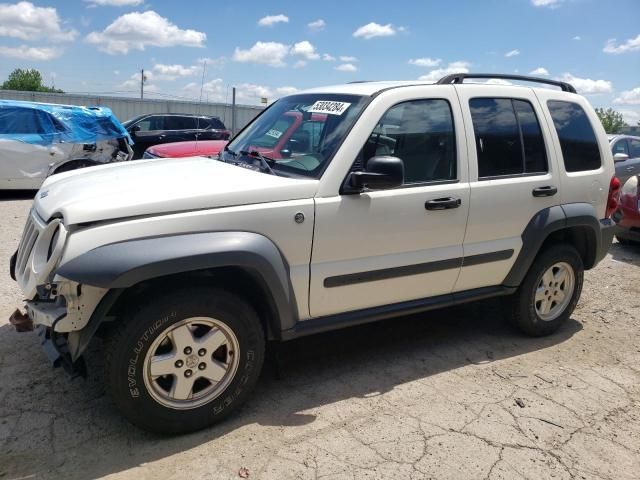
[31,218,67,282]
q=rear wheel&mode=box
[104,287,265,434]
[505,244,583,337]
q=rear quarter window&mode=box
[547,101,601,172]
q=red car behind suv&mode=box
[143,111,326,160]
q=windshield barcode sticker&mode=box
[265,129,283,138]
[308,101,351,115]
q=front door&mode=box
[309,89,470,318]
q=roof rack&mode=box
[436,73,577,94]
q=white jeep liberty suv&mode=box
[10,74,618,434]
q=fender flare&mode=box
[57,231,298,339]
[503,203,603,288]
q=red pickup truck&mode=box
[143,111,326,160]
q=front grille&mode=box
[15,210,45,287]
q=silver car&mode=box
[609,134,640,185]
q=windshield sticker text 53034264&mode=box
[308,101,351,116]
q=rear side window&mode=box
[165,116,197,130]
[469,98,548,178]
[207,118,226,129]
[547,101,601,172]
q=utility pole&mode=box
[140,69,144,100]
[231,86,236,136]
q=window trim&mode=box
[469,96,550,180]
[341,97,459,193]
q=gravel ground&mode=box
[0,192,639,480]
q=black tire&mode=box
[504,244,583,337]
[104,287,265,434]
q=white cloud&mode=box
[531,0,562,7]
[0,44,61,60]
[558,74,613,95]
[614,87,640,105]
[232,41,290,67]
[85,10,206,54]
[0,1,77,42]
[505,49,520,57]
[418,61,470,81]
[408,57,441,67]
[322,53,336,61]
[117,71,159,92]
[257,14,289,27]
[353,22,396,39]
[573,36,581,40]
[308,19,325,31]
[335,63,357,72]
[276,86,298,96]
[530,67,549,76]
[293,60,307,69]
[603,34,640,54]
[291,40,320,60]
[618,109,640,125]
[84,0,143,6]
[339,55,357,62]
[182,78,225,101]
[152,63,200,79]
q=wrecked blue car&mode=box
[0,100,133,189]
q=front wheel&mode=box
[104,287,265,434]
[504,244,583,337]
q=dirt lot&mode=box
[0,192,639,480]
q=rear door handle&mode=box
[532,186,557,197]
[425,197,462,210]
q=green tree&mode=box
[1,68,63,93]
[595,107,626,134]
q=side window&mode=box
[361,99,456,184]
[165,116,196,130]
[469,98,548,178]
[135,116,164,131]
[0,107,50,134]
[547,101,601,172]
[629,139,640,158]
[612,139,629,156]
[208,118,226,129]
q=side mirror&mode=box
[614,152,629,162]
[129,125,141,133]
[280,148,292,158]
[348,155,404,191]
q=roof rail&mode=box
[436,73,577,94]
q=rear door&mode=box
[454,86,560,292]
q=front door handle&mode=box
[532,186,557,197]
[425,197,462,210]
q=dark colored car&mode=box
[122,113,231,158]
[610,134,640,185]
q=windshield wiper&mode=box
[240,150,276,175]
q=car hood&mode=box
[36,156,319,225]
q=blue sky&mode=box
[0,0,639,123]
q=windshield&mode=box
[223,93,368,177]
